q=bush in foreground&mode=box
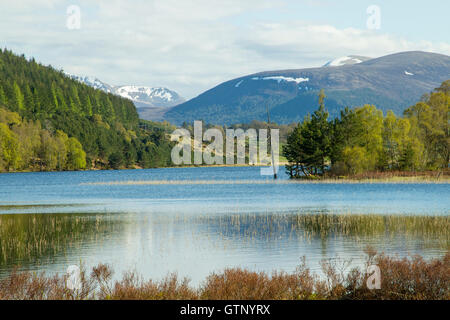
[0,250,448,300]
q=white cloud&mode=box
[0,0,448,99]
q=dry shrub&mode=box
[91,264,113,299]
[200,257,320,300]
[363,252,449,300]
[201,269,273,300]
[0,251,448,300]
[0,265,95,300]
[110,272,197,300]
[336,250,450,300]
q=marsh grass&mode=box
[190,213,450,249]
[1,213,448,272]
[0,250,448,300]
[0,213,123,266]
[293,214,450,239]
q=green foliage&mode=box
[283,90,331,177]
[283,123,307,178]
[284,80,450,178]
[331,104,384,172]
[381,111,413,170]
[0,85,7,106]
[0,122,21,171]
[62,132,87,170]
[404,89,449,169]
[0,107,86,171]
[340,146,369,175]
[108,151,124,170]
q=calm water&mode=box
[0,167,448,284]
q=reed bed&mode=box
[0,213,123,266]
[1,213,448,272]
[0,250,448,300]
[189,213,450,249]
[81,177,450,186]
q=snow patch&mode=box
[252,76,309,84]
[322,55,370,67]
[67,74,112,92]
[327,56,353,67]
[235,80,244,88]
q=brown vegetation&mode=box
[0,250,448,300]
[328,169,449,181]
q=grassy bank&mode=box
[0,250,448,300]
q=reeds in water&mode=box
[0,213,123,266]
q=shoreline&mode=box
[1,165,449,183]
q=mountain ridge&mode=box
[163,51,450,125]
[68,74,185,112]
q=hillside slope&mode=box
[164,51,450,125]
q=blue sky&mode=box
[0,0,448,98]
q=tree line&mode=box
[0,49,173,172]
[283,80,449,178]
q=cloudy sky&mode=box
[1,0,449,99]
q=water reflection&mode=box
[1,212,448,285]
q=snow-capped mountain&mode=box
[322,55,372,67]
[69,75,113,93]
[114,86,184,108]
[68,74,184,109]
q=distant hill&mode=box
[163,51,450,125]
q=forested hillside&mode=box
[0,49,173,172]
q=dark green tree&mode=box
[283,90,332,177]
